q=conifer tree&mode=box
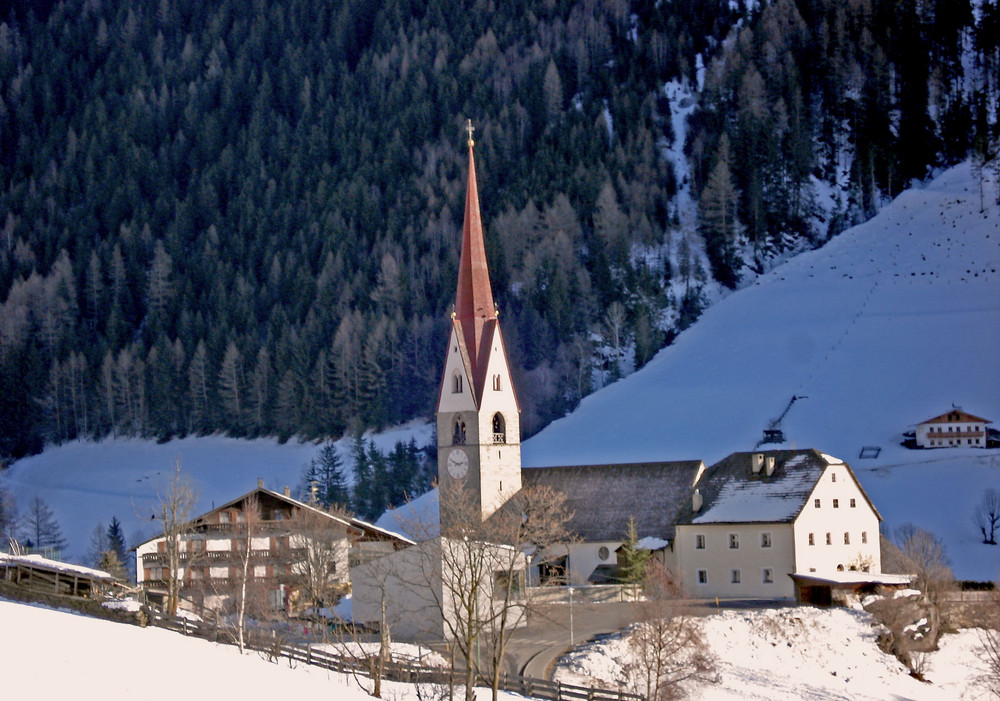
[23,496,67,555]
[106,516,128,572]
[302,442,350,510]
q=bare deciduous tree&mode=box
[974,488,1000,545]
[624,561,715,701]
[290,504,351,613]
[894,523,954,605]
[154,459,199,616]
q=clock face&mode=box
[447,448,469,480]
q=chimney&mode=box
[283,486,291,497]
[765,456,776,477]
[257,478,264,489]
[752,453,764,473]
[692,489,703,512]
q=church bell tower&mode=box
[437,122,521,527]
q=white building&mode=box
[672,450,883,600]
[915,409,992,448]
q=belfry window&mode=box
[453,417,467,445]
[493,374,501,391]
[492,413,506,444]
[452,373,463,393]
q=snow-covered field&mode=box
[0,597,506,701]
[556,606,993,700]
[3,595,992,701]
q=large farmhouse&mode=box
[355,126,897,634]
[136,483,411,614]
[915,409,992,448]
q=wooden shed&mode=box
[0,553,119,599]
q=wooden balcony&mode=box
[142,548,306,565]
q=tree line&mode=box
[0,0,996,461]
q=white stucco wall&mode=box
[675,522,796,599]
[793,464,881,575]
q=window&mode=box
[825,532,831,545]
[492,413,506,444]
[833,499,839,508]
[850,498,856,508]
[697,570,708,584]
[729,533,739,549]
[760,532,772,548]
[844,532,850,545]
[762,568,774,584]
[814,498,821,508]
[492,374,501,391]
[695,534,706,550]
[861,531,868,544]
[219,511,230,524]
[731,569,741,584]
[808,533,815,546]
[453,417,467,445]
[598,546,610,561]
[452,373,463,393]
[831,473,837,482]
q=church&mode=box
[355,125,895,636]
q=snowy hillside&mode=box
[1,423,431,562]
[555,606,991,700]
[522,161,1000,580]
[0,597,505,701]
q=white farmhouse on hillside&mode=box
[672,450,883,601]
[915,409,992,448]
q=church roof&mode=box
[452,130,500,402]
[519,461,705,542]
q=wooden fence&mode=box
[150,613,642,701]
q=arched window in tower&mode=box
[492,374,501,391]
[453,417,467,445]
[492,413,506,444]
[452,373,463,393]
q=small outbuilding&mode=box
[0,552,119,599]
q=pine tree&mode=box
[303,442,350,510]
[23,496,67,555]
[106,517,128,572]
[351,437,374,519]
[617,517,651,595]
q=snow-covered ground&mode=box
[3,595,992,701]
[0,597,508,701]
[555,606,993,700]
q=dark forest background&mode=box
[0,0,997,461]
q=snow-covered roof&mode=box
[687,450,828,525]
[790,571,914,586]
[0,552,115,580]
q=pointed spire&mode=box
[454,120,496,324]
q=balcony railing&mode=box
[195,521,293,534]
[492,433,506,444]
[142,547,306,564]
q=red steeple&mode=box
[454,123,496,325]
[452,122,498,395]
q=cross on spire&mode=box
[466,119,475,148]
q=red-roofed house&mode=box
[915,409,992,448]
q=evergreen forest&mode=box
[1,0,997,461]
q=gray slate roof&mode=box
[520,461,704,542]
[678,449,831,525]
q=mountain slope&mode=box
[521,161,1000,579]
